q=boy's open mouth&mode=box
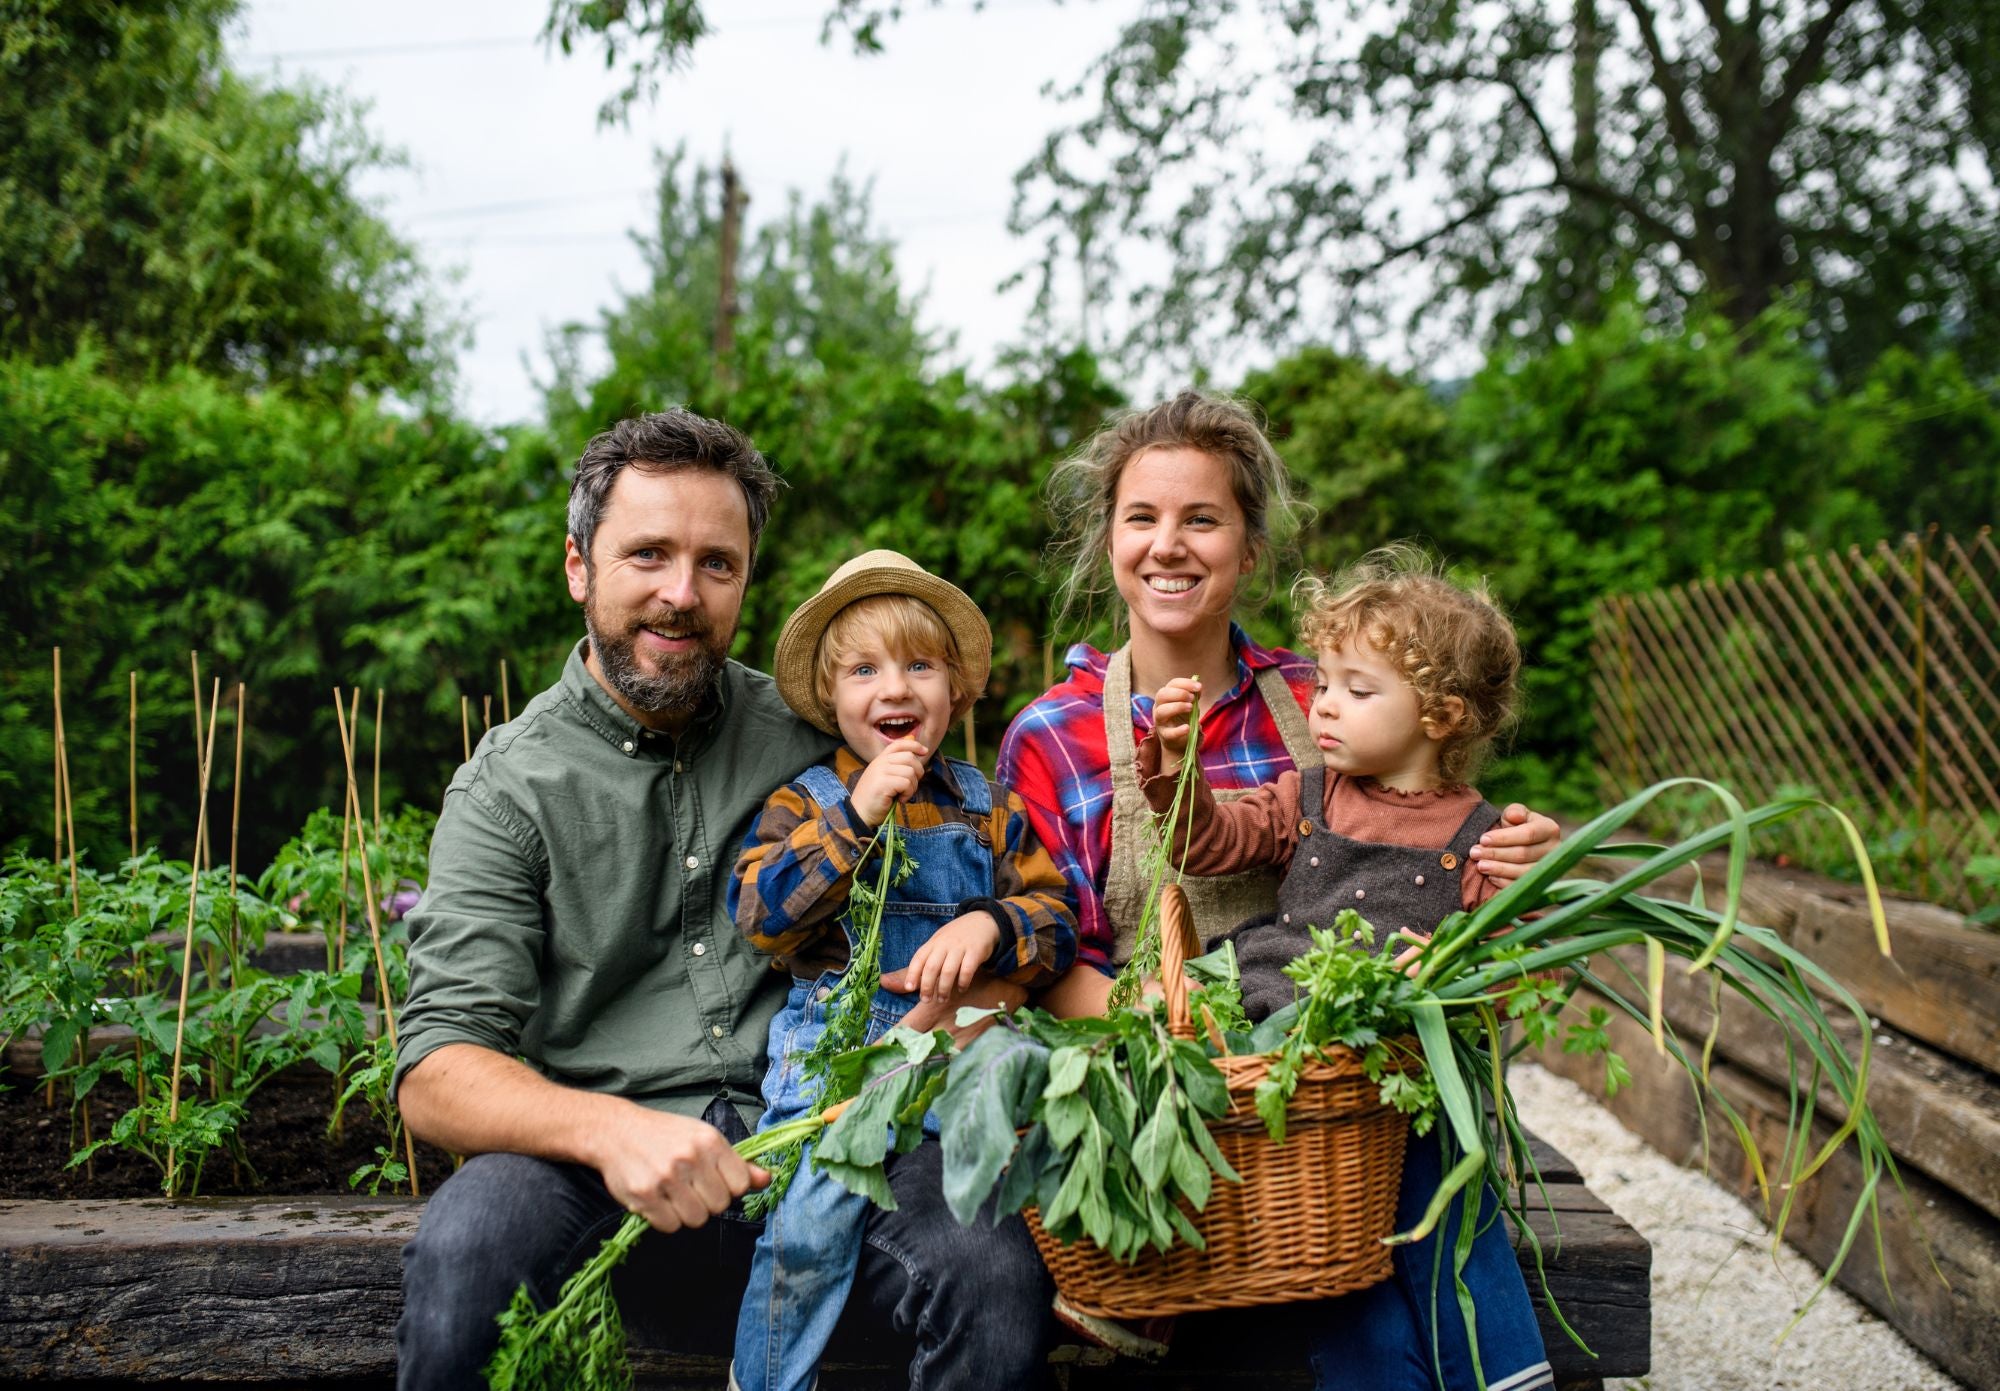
[875,716,921,740]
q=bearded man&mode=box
[392,410,1054,1390]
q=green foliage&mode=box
[0,0,450,400]
[744,811,913,1218]
[0,353,570,868]
[542,151,1122,746]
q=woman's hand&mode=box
[1468,803,1561,882]
[1151,676,1202,772]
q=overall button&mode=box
[1441,853,1458,870]
[1415,874,1426,886]
[1297,820,1313,837]
[816,986,832,1001]
[1309,856,1320,867]
[1355,889,1366,899]
[621,740,635,754]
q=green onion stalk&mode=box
[1365,778,1912,1371]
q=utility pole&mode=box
[714,158,747,381]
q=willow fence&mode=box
[1590,528,2000,924]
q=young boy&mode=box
[729,549,1077,1391]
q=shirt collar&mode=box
[561,638,731,754]
[1066,623,1273,701]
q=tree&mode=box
[1,0,451,400]
[545,1,2000,381]
[541,152,1124,736]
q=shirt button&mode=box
[674,760,684,773]
[711,1025,725,1039]
[684,855,699,871]
[691,942,706,956]
[621,740,635,754]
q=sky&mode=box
[231,0,1144,426]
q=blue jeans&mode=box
[396,1102,1052,1391]
[1302,1127,1553,1391]
[733,979,948,1391]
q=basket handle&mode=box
[1158,882,1203,1041]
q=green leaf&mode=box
[1132,1097,1178,1190]
[934,1024,1050,1226]
[1043,1045,1089,1098]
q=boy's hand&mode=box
[1152,676,1202,771]
[889,909,1003,1003]
[851,737,930,826]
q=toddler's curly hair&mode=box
[1294,544,1521,785]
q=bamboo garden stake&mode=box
[373,687,385,831]
[166,676,223,1197]
[129,671,139,864]
[499,658,512,723]
[460,696,471,762]
[52,648,79,913]
[190,653,211,871]
[334,688,421,1196]
[228,684,245,962]
[483,694,492,733]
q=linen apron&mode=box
[1098,646,1318,962]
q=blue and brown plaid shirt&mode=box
[731,746,1078,984]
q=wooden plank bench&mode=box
[0,1135,1647,1389]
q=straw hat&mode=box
[772,549,992,737]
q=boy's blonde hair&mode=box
[1294,544,1521,784]
[812,594,977,722]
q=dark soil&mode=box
[0,1069,455,1199]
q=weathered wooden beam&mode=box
[0,1168,1648,1384]
[1539,1000,2000,1391]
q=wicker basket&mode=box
[1025,883,1411,1318]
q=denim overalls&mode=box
[733,757,996,1391]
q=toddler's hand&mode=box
[851,737,929,826]
[1389,929,1432,977]
[1151,676,1202,769]
[891,909,1003,1003]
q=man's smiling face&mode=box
[564,464,751,731]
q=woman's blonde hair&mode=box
[1294,544,1521,784]
[1045,391,1309,632]
[812,594,978,721]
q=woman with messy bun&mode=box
[996,402,1560,1389]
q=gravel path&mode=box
[1507,1063,1963,1391]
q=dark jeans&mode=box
[396,1113,1054,1391]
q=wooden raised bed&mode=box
[0,1136,1647,1389]
[1541,843,2000,1391]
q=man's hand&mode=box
[397,1044,764,1234]
[1151,676,1202,772]
[851,737,930,826]
[892,909,1003,1003]
[588,1104,767,1234]
[1468,803,1561,882]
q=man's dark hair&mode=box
[567,409,781,569]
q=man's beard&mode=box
[584,579,732,719]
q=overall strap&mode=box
[939,756,994,817]
[793,760,850,813]
[1447,799,1504,853]
[1296,760,1327,830]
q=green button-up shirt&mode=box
[392,640,838,1124]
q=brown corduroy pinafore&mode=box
[1225,760,1501,1021]
[1098,647,1318,966]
